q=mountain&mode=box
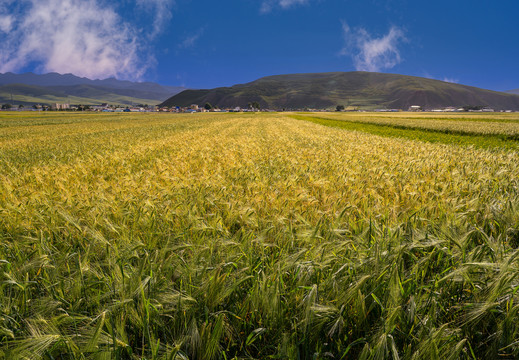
[0,72,185,106]
[160,72,519,111]
[506,89,519,95]
[0,84,171,107]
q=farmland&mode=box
[0,111,518,359]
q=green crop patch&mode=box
[291,113,519,149]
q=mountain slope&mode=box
[47,84,179,103]
[0,84,167,106]
[160,72,519,111]
[507,89,519,95]
[0,72,185,105]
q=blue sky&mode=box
[1,0,518,91]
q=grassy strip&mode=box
[295,111,519,124]
[290,114,519,149]
[297,113,519,138]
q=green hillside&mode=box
[160,72,519,110]
[0,72,185,105]
[0,84,165,106]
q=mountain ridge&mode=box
[0,72,185,105]
[160,72,519,111]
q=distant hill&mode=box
[0,72,185,106]
[0,84,168,107]
[506,89,519,95]
[160,72,519,111]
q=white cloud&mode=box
[0,15,13,33]
[0,0,15,33]
[0,0,173,80]
[178,28,205,49]
[442,77,459,84]
[340,21,407,72]
[261,0,309,13]
[136,0,174,39]
[424,73,459,84]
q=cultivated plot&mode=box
[0,112,518,359]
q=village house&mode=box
[51,103,70,110]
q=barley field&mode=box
[0,111,518,359]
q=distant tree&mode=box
[248,101,260,110]
[336,105,345,111]
[462,105,484,112]
[18,104,24,109]
[204,102,213,110]
[1,104,12,110]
